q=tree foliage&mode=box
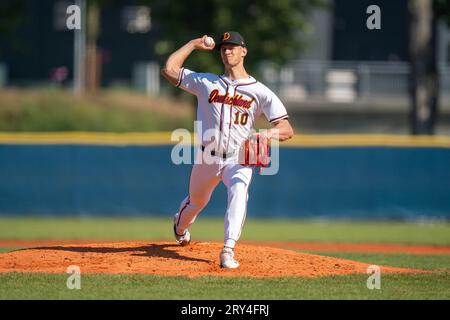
[144,0,325,75]
[0,1,24,36]
[434,0,450,24]
[0,0,25,58]
[408,0,450,135]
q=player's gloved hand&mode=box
[239,133,270,167]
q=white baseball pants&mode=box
[174,152,253,249]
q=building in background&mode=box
[1,0,450,132]
[298,0,449,65]
[0,0,158,90]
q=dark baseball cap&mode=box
[215,31,246,50]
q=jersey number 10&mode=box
[234,111,249,125]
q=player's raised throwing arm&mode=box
[161,35,215,86]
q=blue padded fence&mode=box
[0,144,449,219]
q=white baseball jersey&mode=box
[176,68,289,154]
[174,67,289,252]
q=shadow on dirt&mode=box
[27,243,209,263]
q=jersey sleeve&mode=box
[176,68,202,96]
[261,89,289,124]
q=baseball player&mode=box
[161,31,294,268]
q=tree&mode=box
[85,0,112,94]
[0,1,25,58]
[146,0,325,76]
[408,0,450,135]
[434,0,450,24]
[85,0,101,94]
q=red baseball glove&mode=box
[239,133,270,167]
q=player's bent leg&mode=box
[173,162,221,245]
[174,194,211,239]
[173,199,191,246]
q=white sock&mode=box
[224,239,236,249]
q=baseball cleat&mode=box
[173,224,191,246]
[220,247,240,269]
[173,213,191,246]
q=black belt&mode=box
[201,145,234,159]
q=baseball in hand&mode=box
[204,36,215,48]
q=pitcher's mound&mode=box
[0,241,424,278]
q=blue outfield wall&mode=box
[0,144,450,219]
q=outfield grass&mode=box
[300,252,450,271]
[0,272,448,300]
[0,217,449,245]
[0,217,449,299]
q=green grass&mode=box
[0,217,449,299]
[0,217,449,245]
[0,247,18,253]
[0,272,448,300]
[0,88,194,132]
[299,252,450,271]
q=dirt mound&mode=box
[0,241,426,278]
[1,240,449,255]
